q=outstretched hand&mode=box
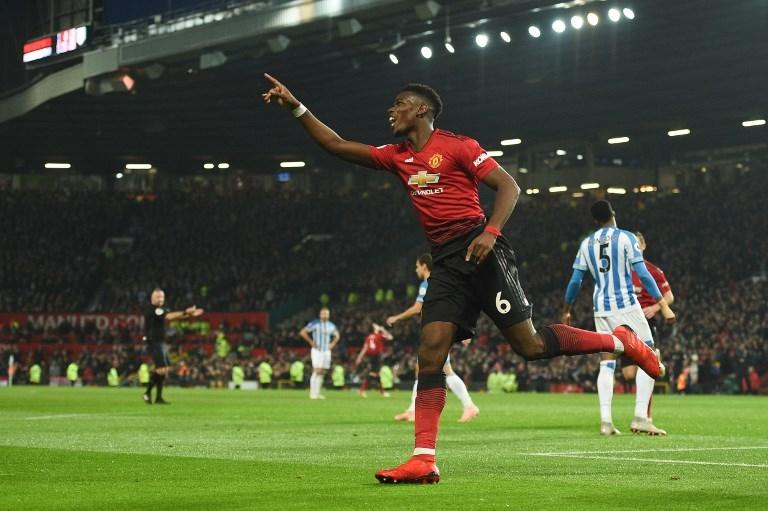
[262,73,300,110]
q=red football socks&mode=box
[543,324,616,356]
[413,374,446,460]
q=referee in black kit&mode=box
[143,288,204,404]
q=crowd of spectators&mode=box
[1,167,766,393]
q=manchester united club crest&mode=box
[428,153,443,169]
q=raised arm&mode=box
[166,306,204,321]
[262,73,376,168]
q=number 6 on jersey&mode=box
[495,291,511,314]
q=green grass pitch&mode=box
[2,387,766,510]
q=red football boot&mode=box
[612,325,664,379]
[375,455,440,484]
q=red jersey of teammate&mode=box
[363,332,386,357]
[632,260,672,309]
[368,129,499,245]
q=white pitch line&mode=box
[24,413,94,420]
[527,446,768,456]
[530,453,768,469]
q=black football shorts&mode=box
[421,225,533,342]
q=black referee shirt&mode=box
[144,306,167,344]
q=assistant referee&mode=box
[143,288,204,404]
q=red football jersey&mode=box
[632,260,672,309]
[368,129,499,245]
[363,332,386,357]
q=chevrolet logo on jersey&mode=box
[408,170,440,188]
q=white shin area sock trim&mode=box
[635,368,655,419]
[598,360,616,423]
[446,374,474,408]
[413,448,435,456]
[407,380,418,413]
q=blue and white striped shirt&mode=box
[305,319,338,351]
[416,279,429,303]
[573,227,644,317]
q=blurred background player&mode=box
[299,307,340,400]
[143,288,204,405]
[629,231,675,433]
[355,323,393,397]
[561,201,675,435]
[387,254,480,423]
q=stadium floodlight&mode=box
[518,167,529,173]
[608,136,630,144]
[500,31,512,43]
[580,182,600,190]
[556,149,567,156]
[487,150,503,157]
[420,46,433,59]
[548,185,567,193]
[116,172,124,179]
[742,119,766,127]
[572,192,585,198]
[587,12,599,26]
[217,163,230,169]
[203,163,215,169]
[552,19,566,33]
[388,53,399,64]
[571,15,584,30]
[280,161,306,168]
[125,163,152,170]
[668,129,691,137]
[608,8,621,22]
[444,37,455,54]
[475,33,489,48]
[526,188,540,195]
[500,138,522,146]
[45,162,71,169]
[622,8,635,20]
[528,26,541,38]
[639,185,657,192]
[607,187,627,194]
[577,154,584,160]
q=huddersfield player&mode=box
[561,202,675,436]
[388,254,479,423]
[263,75,663,484]
[299,307,340,400]
[143,288,204,405]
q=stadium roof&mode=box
[0,0,766,174]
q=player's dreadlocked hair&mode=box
[401,83,443,120]
[417,253,433,271]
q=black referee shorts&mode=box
[150,343,170,367]
[422,226,533,342]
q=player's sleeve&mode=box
[624,231,644,264]
[330,322,339,337]
[367,144,398,172]
[632,262,663,301]
[415,281,428,303]
[564,268,586,305]
[572,239,589,271]
[305,319,317,332]
[461,137,499,179]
